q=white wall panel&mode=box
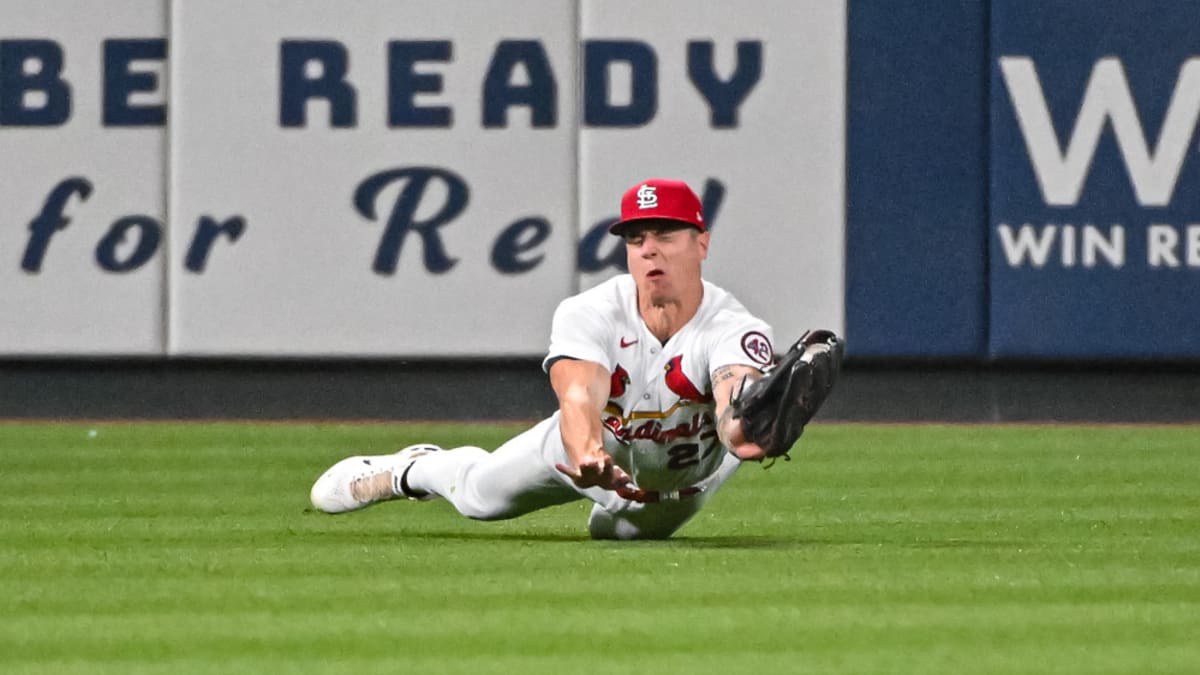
[0,0,166,355]
[168,0,578,356]
[0,1,845,358]
[578,0,846,345]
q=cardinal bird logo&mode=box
[664,355,711,402]
[610,364,631,398]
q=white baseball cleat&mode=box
[310,444,442,514]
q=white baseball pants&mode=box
[403,414,742,540]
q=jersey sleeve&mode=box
[707,311,775,373]
[542,295,616,373]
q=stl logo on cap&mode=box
[636,184,658,209]
[609,178,706,235]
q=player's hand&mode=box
[727,441,768,462]
[556,452,704,504]
[555,449,630,491]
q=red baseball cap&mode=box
[608,178,705,235]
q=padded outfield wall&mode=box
[0,0,844,358]
[2,1,1198,363]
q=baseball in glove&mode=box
[730,329,844,459]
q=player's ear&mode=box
[696,230,710,259]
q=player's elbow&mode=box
[558,384,605,416]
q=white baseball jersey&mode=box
[543,274,774,491]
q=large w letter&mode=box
[1000,56,1200,207]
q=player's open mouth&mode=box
[647,269,665,278]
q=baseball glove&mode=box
[730,329,844,459]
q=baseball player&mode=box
[311,178,842,540]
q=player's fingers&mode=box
[554,462,581,479]
[598,457,614,483]
[609,467,636,499]
[614,483,643,502]
[582,456,609,476]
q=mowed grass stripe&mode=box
[1,423,1198,674]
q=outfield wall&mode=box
[2,1,1198,362]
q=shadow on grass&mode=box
[409,533,812,548]
[383,531,805,548]
[313,529,992,549]
[303,526,589,544]
[303,511,1026,549]
[307,527,1025,549]
[663,536,1025,549]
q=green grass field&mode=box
[2,422,1198,674]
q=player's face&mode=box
[623,223,710,305]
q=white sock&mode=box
[404,446,489,499]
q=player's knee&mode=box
[447,452,523,521]
[453,490,527,521]
[588,524,677,540]
[460,504,519,522]
[587,511,679,540]
[452,489,522,521]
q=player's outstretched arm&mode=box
[712,364,769,461]
[549,358,630,490]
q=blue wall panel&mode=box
[990,0,1200,358]
[846,0,989,358]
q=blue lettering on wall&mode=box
[21,177,92,272]
[269,38,765,130]
[279,40,357,128]
[492,217,552,273]
[353,167,466,274]
[13,171,727,278]
[0,40,71,126]
[584,41,657,127]
[698,178,725,229]
[95,216,160,272]
[186,216,246,272]
[20,177,248,273]
[482,40,556,128]
[103,39,167,127]
[687,41,762,128]
[350,167,725,275]
[388,41,452,128]
[4,37,766,129]
[577,218,627,273]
